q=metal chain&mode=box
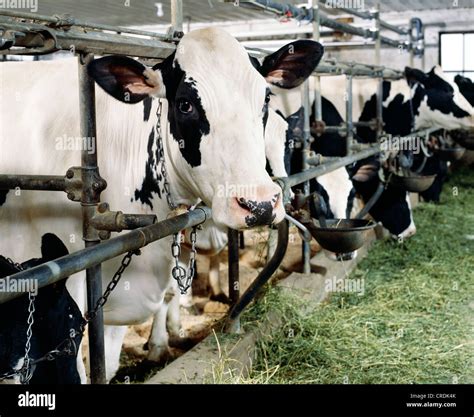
[0,257,36,384]
[154,102,199,295]
[19,290,35,384]
[171,228,197,295]
[80,250,140,332]
[155,100,176,211]
[0,250,139,383]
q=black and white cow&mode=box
[271,65,473,237]
[0,234,82,384]
[0,28,324,381]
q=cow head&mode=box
[88,28,323,229]
[405,66,474,131]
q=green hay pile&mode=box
[239,168,474,384]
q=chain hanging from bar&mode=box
[0,257,36,383]
[0,250,139,383]
[155,101,199,294]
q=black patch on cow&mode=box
[311,97,347,156]
[312,181,335,219]
[0,233,83,384]
[351,162,412,236]
[156,55,210,168]
[0,190,8,206]
[134,128,162,209]
[455,74,474,106]
[426,90,470,119]
[143,97,153,121]
[243,200,276,227]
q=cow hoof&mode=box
[147,344,171,363]
[210,292,231,305]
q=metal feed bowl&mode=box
[435,146,466,162]
[451,131,474,150]
[389,173,436,193]
[307,219,377,253]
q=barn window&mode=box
[439,32,474,82]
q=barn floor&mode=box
[109,226,320,383]
[233,167,474,384]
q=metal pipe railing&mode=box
[0,16,176,59]
[233,0,405,49]
[0,10,171,40]
[318,1,409,36]
[78,52,106,384]
[0,175,66,191]
[0,207,211,306]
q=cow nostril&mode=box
[236,197,250,211]
[272,193,280,208]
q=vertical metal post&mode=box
[345,73,353,156]
[78,53,106,384]
[227,228,240,333]
[421,27,426,71]
[313,2,322,125]
[374,3,383,142]
[409,19,415,68]
[171,0,183,34]
[301,79,311,274]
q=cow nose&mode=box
[235,193,279,227]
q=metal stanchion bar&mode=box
[0,19,176,59]
[345,74,354,156]
[78,53,106,384]
[0,207,211,305]
[301,79,312,275]
[317,1,408,35]
[227,229,240,333]
[0,175,66,191]
[0,9,171,40]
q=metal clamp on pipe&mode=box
[90,202,157,239]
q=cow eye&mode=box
[177,100,193,115]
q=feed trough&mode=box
[451,131,474,150]
[305,219,377,253]
[389,172,436,193]
[435,146,466,161]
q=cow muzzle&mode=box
[212,184,285,230]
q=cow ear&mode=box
[259,40,324,89]
[41,233,69,261]
[88,55,165,104]
[405,66,429,86]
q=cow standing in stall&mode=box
[0,28,324,381]
[268,65,473,238]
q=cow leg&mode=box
[166,284,181,339]
[76,342,87,384]
[209,254,230,304]
[147,302,171,363]
[103,325,128,383]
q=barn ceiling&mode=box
[0,0,473,26]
